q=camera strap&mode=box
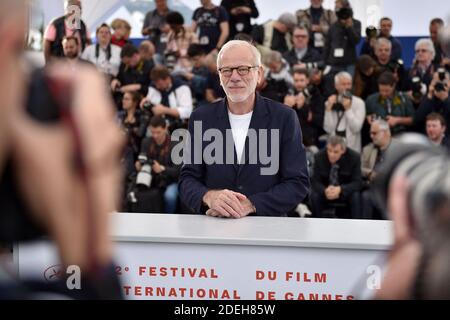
[334,111,346,135]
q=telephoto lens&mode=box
[372,134,450,225]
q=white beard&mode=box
[221,77,257,103]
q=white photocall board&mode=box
[15,213,393,300]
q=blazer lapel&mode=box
[237,94,270,177]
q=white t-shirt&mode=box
[228,111,253,164]
[81,44,122,77]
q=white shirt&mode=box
[146,84,193,120]
[228,111,253,164]
[81,44,122,77]
[323,96,366,153]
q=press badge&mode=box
[334,48,344,58]
[314,33,324,47]
[200,36,210,45]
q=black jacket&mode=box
[283,47,322,69]
[220,0,259,38]
[140,136,181,189]
[414,96,450,135]
[312,148,362,198]
[292,89,325,147]
[324,19,362,67]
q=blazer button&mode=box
[237,185,243,191]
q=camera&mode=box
[438,68,447,82]
[142,101,154,112]
[366,26,379,39]
[411,76,425,100]
[373,133,450,222]
[336,7,353,20]
[332,91,352,112]
[435,82,447,93]
[136,153,154,187]
[386,59,404,73]
[435,68,448,93]
[304,61,326,72]
[127,154,155,204]
[164,52,178,72]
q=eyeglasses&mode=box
[294,34,308,38]
[218,65,259,77]
[415,49,429,53]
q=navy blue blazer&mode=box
[179,94,310,216]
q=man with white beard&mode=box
[179,40,310,218]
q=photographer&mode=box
[361,120,399,220]
[118,91,150,178]
[284,69,324,147]
[140,65,193,131]
[310,136,362,219]
[360,17,403,61]
[323,0,361,76]
[407,39,439,93]
[295,0,337,54]
[111,44,154,108]
[81,23,122,79]
[354,54,381,100]
[426,113,449,149]
[43,0,91,63]
[324,71,366,153]
[414,69,450,135]
[129,116,181,214]
[142,0,172,63]
[259,50,293,103]
[283,26,323,69]
[366,71,415,135]
[220,0,259,39]
[374,38,409,92]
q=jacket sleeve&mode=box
[248,110,310,216]
[344,98,366,134]
[323,109,336,134]
[161,142,181,184]
[178,112,209,213]
[311,153,327,195]
[340,155,362,198]
[360,146,373,179]
[249,0,259,18]
[345,20,362,46]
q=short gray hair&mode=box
[327,135,347,149]
[217,40,262,68]
[334,71,352,85]
[263,50,283,65]
[277,12,298,31]
[415,38,436,60]
[375,37,392,51]
[372,119,391,133]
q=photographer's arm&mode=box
[345,19,362,45]
[323,100,336,134]
[120,84,142,93]
[344,99,366,133]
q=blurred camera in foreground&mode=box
[373,133,450,222]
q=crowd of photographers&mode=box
[44,0,450,219]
